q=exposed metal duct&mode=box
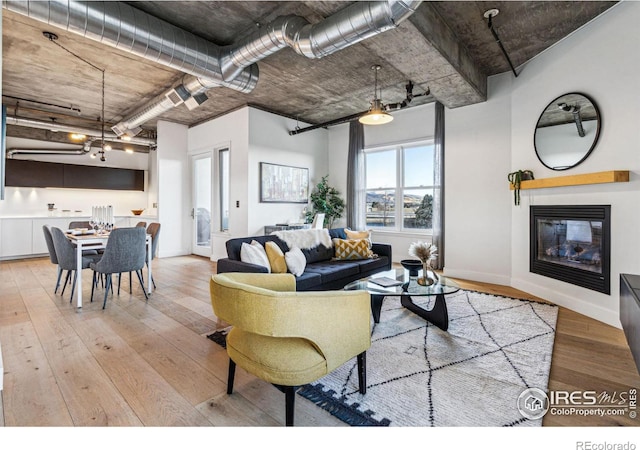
[6,116,156,147]
[4,0,423,136]
[2,0,259,94]
[220,1,423,81]
[7,147,87,158]
[118,0,422,135]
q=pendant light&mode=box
[359,65,393,125]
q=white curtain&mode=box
[347,120,365,230]
[432,101,445,270]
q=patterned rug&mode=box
[207,289,558,426]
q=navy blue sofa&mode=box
[216,228,392,291]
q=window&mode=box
[365,141,435,232]
[218,148,229,232]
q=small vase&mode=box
[418,261,434,286]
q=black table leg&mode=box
[401,293,449,331]
[370,294,384,323]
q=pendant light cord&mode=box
[45,32,107,160]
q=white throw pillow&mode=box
[240,240,271,272]
[285,246,306,277]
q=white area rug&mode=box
[299,290,558,426]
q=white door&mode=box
[191,152,212,257]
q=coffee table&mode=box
[344,268,460,331]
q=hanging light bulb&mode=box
[359,65,393,125]
[90,153,97,159]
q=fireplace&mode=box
[530,205,610,294]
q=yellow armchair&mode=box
[210,272,371,426]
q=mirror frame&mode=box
[533,92,602,171]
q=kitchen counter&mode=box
[0,215,158,260]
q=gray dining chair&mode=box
[43,225,66,294]
[91,227,148,309]
[50,227,102,303]
[117,222,161,294]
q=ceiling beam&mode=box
[360,2,487,109]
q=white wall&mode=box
[328,103,436,261]
[248,107,328,236]
[444,1,639,328]
[189,108,249,260]
[157,120,190,257]
[444,73,514,286]
[0,136,150,217]
[508,1,640,328]
[188,107,328,260]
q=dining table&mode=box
[66,231,153,308]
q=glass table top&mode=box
[344,268,460,296]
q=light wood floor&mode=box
[0,256,638,427]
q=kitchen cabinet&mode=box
[32,218,70,255]
[1,218,33,257]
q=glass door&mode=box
[191,152,212,257]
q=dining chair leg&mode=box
[102,274,112,309]
[61,270,71,296]
[129,271,132,294]
[90,271,97,303]
[54,266,63,294]
[69,270,78,303]
[147,263,156,289]
[117,273,121,295]
[135,270,148,300]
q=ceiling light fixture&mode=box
[69,133,86,141]
[359,65,393,125]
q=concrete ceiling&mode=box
[2,1,617,150]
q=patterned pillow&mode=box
[333,238,374,260]
[265,241,287,274]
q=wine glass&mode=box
[89,216,97,232]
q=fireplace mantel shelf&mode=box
[509,170,629,190]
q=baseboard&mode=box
[512,277,621,329]
[443,268,511,287]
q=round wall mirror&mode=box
[534,93,601,171]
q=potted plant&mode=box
[305,175,345,228]
[508,170,534,206]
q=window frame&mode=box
[364,138,435,234]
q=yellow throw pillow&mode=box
[265,241,287,274]
[345,228,372,248]
[333,238,374,260]
[345,229,371,240]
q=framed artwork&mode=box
[260,162,309,203]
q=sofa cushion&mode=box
[265,241,287,273]
[357,255,389,273]
[328,228,347,240]
[302,244,334,264]
[240,240,270,272]
[304,260,361,284]
[295,271,324,290]
[333,238,374,260]
[227,235,288,261]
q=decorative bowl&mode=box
[400,259,422,277]
[131,209,144,216]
